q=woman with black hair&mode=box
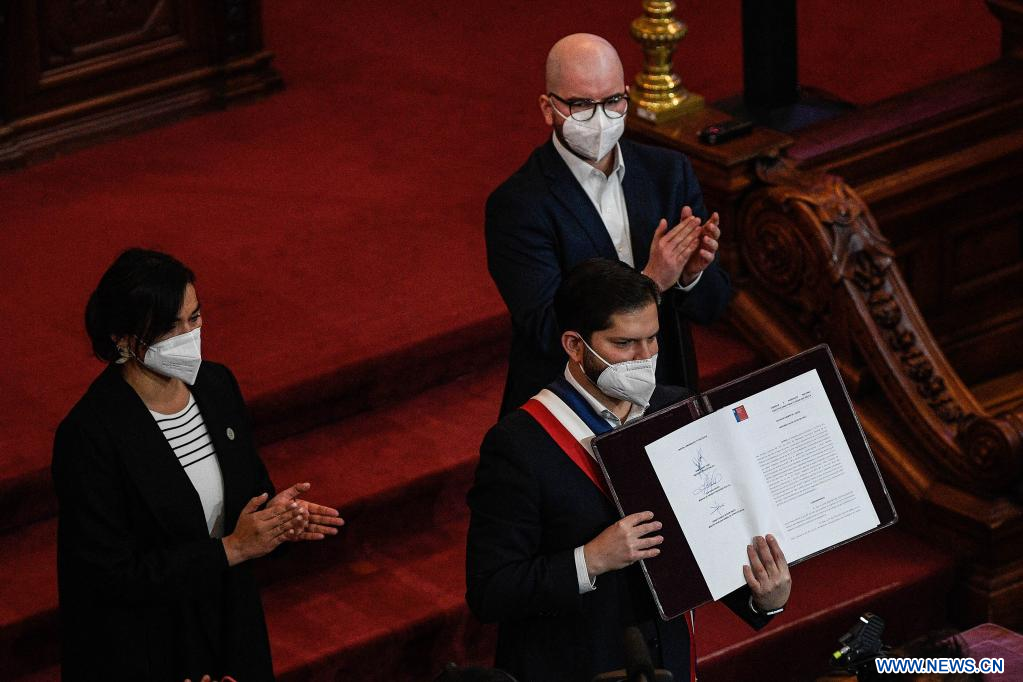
[53,248,344,681]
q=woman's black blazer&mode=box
[52,361,276,681]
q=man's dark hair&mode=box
[85,248,195,362]
[553,258,660,341]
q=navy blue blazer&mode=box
[485,138,732,415]
[466,383,768,682]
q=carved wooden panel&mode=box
[875,178,1023,385]
[0,0,279,167]
[40,1,179,70]
[786,59,1023,387]
[951,215,1021,286]
[5,0,202,119]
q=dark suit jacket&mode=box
[486,138,732,414]
[466,384,770,682]
[52,361,275,682]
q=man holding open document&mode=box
[643,363,881,603]
[465,259,792,682]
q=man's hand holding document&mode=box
[645,367,880,600]
[591,345,896,618]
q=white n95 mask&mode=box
[554,107,625,162]
[143,327,202,385]
[581,338,657,407]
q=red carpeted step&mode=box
[0,2,999,680]
[10,0,990,553]
[0,519,59,681]
[0,363,505,679]
[0,336,767,681]
[0,520,958,682]
[0,317,754,536]
[0,317,510,535]
[0,520,490,682]
[694,527,956,681]
[250,363,508,586]
[266,515,494,681]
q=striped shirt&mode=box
[150,394,225,538]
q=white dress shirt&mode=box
[562,364,647,594]
[552,133,634,266]
[551,133,702,290]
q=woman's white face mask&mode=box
[141,327,202,385]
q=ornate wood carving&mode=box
[784,57,1023,388]
[738,158,1023,494]
[623,10,1023,627]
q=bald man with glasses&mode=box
[486,33,732,416]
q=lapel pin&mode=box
[226,427,236,441]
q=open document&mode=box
[645,368,880,600]
[590,345,896,619]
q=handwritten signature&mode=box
[710,502,726,519]
[693,470,722,496]
[692,450,712,476]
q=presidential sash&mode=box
[523,375,697,682]
[521,375,613,499]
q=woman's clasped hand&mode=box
[222,483,345,566]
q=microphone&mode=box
[830,612,887,674]
[591,627,674,682]
[623,625,656,682]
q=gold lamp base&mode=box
[634,90,705,124]
[631,1,704,124]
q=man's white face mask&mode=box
[141,327,203,385]
[581,337,657,408]
[553,105,625,162]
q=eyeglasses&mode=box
[547,92,630,121]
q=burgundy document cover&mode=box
[590,345,897,620]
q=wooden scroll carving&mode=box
[737,157,1023,494]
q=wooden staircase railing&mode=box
[730,157,1023,627]
[736,157,1023,495]
[627,0,1023,628]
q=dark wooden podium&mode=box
[0,0,282,169]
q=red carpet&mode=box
[0,0,995,679]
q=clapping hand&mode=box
[642,206,703,292]
[269,482,345,541]
[642,206,721,291]
[681,211,720,286]
[222,493,305,566]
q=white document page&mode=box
[645,369,880,600]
